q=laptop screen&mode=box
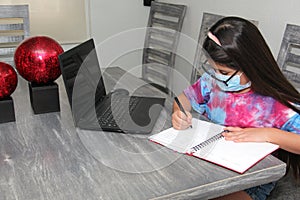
[58,38,106,124]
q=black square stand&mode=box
[29,82,60,114]
[0,96,16,123]
[144,0,154,6]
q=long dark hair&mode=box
[203,16,300,179]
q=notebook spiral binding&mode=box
[191,131,226,152]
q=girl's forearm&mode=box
[267,128,300,154]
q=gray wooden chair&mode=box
[190,13,258,84]
[0,5,30,67]
[142,1,186,95]
[277,24,300,91]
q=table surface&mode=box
[0,67,286,200]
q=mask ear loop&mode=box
[223,70,239,86]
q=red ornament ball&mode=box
[14,36,64,84]
[0,62,18,99]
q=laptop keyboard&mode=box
[97,96,140,128]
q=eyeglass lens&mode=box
[201,60,239,86]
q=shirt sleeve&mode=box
[183,73,212,114]
[281,113,300,134]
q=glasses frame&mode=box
[201,60,239,86]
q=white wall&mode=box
[89,0,150,76]
[159,0,300,56]
[1,0,88,44]
[89,0,300,91]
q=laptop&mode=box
[58,38,165,134]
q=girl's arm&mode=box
[267,128,300,154]
[223,127,300,154]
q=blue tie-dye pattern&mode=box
[281,114,300,134]
[186,73,213,115]
[201,73,213,97]
[184,73,300,133]
[209,107,226,124]
[191,101,206,114]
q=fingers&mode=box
[186,112,192,125]
[224,126,243,132]
[225,127,269,143]
[223,126,245,142]
[224,133,246,142]
[172,110,192,130]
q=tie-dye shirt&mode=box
[184,73,300,134]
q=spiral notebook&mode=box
[149,118,279,173]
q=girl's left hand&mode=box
[223,127,270,143]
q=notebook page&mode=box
[149,118,224,153]
[193,138,279,173]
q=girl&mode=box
[172,17,300,200]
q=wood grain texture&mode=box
[0,67,286,200]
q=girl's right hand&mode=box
[172,110,192,130]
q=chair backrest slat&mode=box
[0,5,30,67]
[277,24,300,89]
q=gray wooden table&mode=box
[0,67,286,200]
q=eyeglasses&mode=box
[201,60,239,86]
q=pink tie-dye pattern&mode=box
[221,92,290,128]
[189,79,205,104]
[184,74,297,129]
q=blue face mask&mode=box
[214,72,251,92]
